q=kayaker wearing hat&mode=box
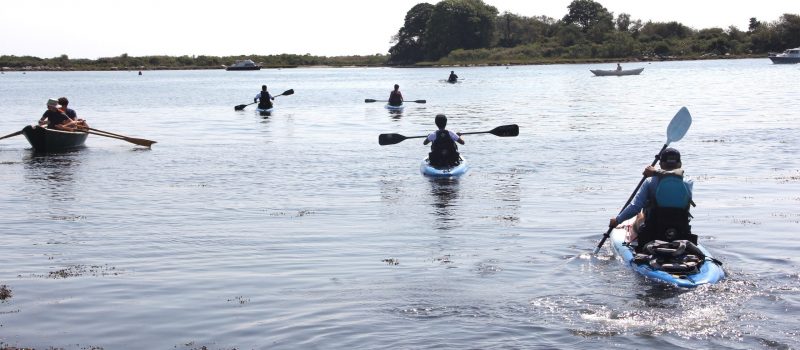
[38,98,87,131]
[608,148,696,251]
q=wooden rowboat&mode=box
[590,67,644,76]
[22,125,88,152]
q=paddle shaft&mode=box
[0,130,23,141]
[593,143,669,254]
[83,129,156,147]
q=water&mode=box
[1,60,798,349]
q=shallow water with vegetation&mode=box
[1,59,798,349]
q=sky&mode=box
[0,0,795,59]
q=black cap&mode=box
[660,148,681,165]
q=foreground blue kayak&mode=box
[610,222,725,288]
[420,157,468,178]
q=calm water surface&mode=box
[1,60,799,349]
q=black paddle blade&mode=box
[365,99,377,103]
[378,133,407,146]
[281,89,295,96]
[234,104,247,111]
[490,124,519,137]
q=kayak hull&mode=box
[256,107,273,116]
[420,157,468,178]
[590,67,644,76]
[385,104,404,112]
[22,125,87,152]
[610,222,725,288]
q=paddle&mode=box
[378,124,519,146]
[84,127,157,148]
[235,89,295,110]
[593,107,692,254]
[365,99,426,104]
[0,130,23,141]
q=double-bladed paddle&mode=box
[378,124,519,146]
[365,99,426,104]
[235,89,295,110]
[593,107,692,254]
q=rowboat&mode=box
[610,219,725,288]
[590,67,644,76]
[22,125,87,152]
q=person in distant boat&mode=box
[616,63,622,71]
[254,85,274,110]
[447,70,458,83]
[424,114,464,167]
[388,84,403,106]
[38,98,86,131]
[608,148,695,252]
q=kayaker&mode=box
[608,148,695,251]
[423,114,464,167]
[616,63,622,71]
[254,85,274,109]
[388,84,403,106]
[448,71,458,83]
[38,98,85,131]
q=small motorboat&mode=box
[590,67,644,76]
[225,59,262,71]
[22,125,88,152]
[768,48,800,64]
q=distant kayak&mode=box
[590,67,644,76]
[610,220,725,288]
[420,157,468,178]
[385,104,404,111]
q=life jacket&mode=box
[388,91,402,106]
[259,91,273,109]
[638,171,694,248]
[428,129,459,167]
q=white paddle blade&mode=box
[666,107,692,143]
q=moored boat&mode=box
[22,125,88,152]
[768,47,800,64]
[225,59,262,71]
[590,67,644,76]
[610,219,725,288]
[420,156,468,178]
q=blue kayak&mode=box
[610,222,725,288]
[385,104,404,112]
[420,157,468,178]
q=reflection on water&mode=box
[23,149,83,204]
[428,178,460,230]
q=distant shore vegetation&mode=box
[2,0,799,71]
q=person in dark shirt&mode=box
[38,98,85,131]
[447,71,458,83]
[254,85,274,110]
[388,84,403,106]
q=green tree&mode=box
[562,0,613,32]
[422,0,498,60]
[616,13,631,32]
[389,3,435,64]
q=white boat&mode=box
[768,48,800,64]
[590,67,644,76]
[225,59,261,71]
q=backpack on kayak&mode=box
[428,129,460,167]
[258,91,273,109]
[639,173,695,249]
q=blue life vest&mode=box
[638,173,694,249]
[655,175,691,208]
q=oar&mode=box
[365,99,426,104]
[593,107,692,254]
[84,127,157,148]
[0,130,23,141]
[378,124,518,146]
[235,89,295,110]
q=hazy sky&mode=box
[0,0,794,59]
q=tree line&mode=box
[388,0,800,65]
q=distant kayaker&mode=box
[38,98,86,131]
[608,148,695,251]
[448,70,458,83]
[254,85,274,109]
[424,114,464,167]
[388,84,403,106]
[616,63,622,71]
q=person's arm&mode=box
[423,133,434,145]
[254,93,260,103]
[39,111,48,125]
[609,179,652,227]
[451,131,464,145]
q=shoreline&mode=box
[0,54,767,72]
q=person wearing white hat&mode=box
[38,98,84,131]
